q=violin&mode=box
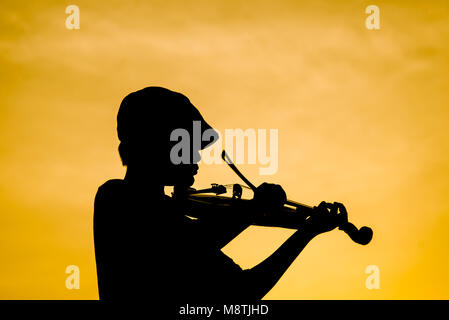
[173,151,373,246]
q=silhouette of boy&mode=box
[94,86,346,302]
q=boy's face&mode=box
[157,143,201,187]
[132,121,210,187]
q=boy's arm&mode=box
[234,201,345,299]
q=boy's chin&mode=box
[183,175,195,186]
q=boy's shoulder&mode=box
[96,179,126,199]
[98,179,125,190]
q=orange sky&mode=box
[0,0,448,299]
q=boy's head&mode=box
[117,86,218,186]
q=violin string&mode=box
[222,184,252,190]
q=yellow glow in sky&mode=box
[0,0,448,299]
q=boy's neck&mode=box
[124,166,165,196]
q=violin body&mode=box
[174,183,373,246]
